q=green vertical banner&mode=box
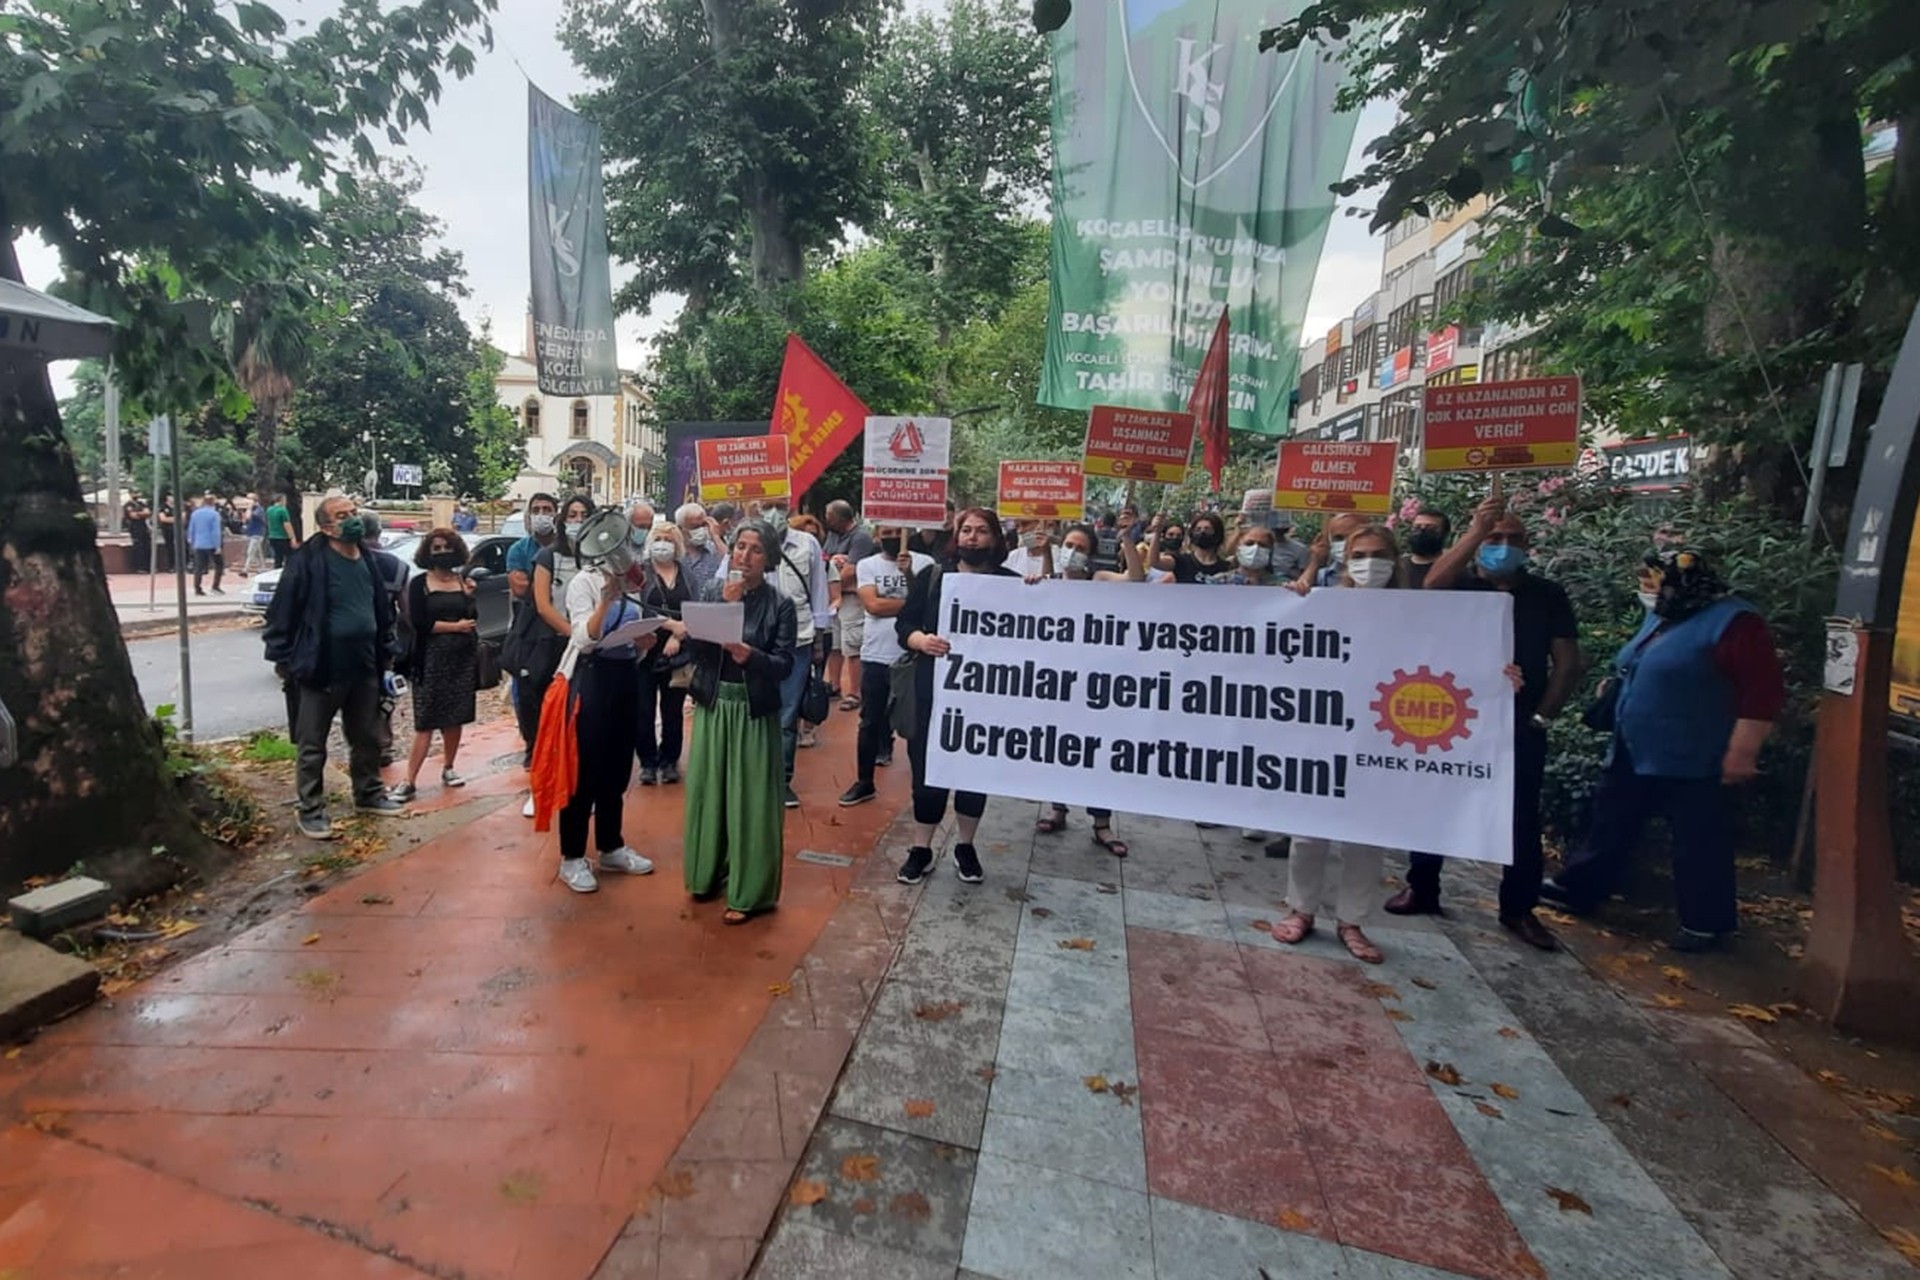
[1040,1,1357,435]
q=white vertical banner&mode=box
[862,416,950,528]
[924,578,1517,862]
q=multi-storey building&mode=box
[493,317,665,504]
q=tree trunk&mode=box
[0,217,208,887]
[745,172,805,293]
[249,402,282,502]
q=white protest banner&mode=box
[925,577,1516,862]
[863,416,951,528]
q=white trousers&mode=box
[1286,838,1387,926]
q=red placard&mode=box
[997,462,1085,520]
[1426,325,1459,374]
[1082,405,1196,483]
[695,434,791,502]
[1422,376,1583,473]
[1273,441,1398,515]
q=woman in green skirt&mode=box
[682,521,799,923]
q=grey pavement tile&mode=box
[1443,920,1917,1280]
[993,996,1138,1080]
[1148,1195,1367,1280]
[1340,1248,1482,1280]
[786,1116,978,1267]
[889,932,1019,1000]
[754,1219,958,1280]
[1120,887,1234,943]
[1025,835,1109,884]
[1020,874,1129,936]
[866,980,1008,1056]
[979,1064,1147,1192]
[1433,1090,1688,1220]
[961,1151,1154,1280]
[829,1025,997,1149]
[1001,949,1133,1018]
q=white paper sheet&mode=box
[682,601,745,645]
[598,614,665,650]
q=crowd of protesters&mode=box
[262,482,1780,958]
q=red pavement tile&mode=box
[1315,1151,1545,1280]
[1126,925,1253,992]
[1,706,909,1280]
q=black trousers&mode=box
[192,547,224,591]
[560,658,639,861]
[855,660,894,784]
[1407,722,1547,919]
[1555,750,1738,934]
[129,529,152,571]
[269,539,291,568]
[909,706,986,827]
[635,662,688,770]
[294,675,385,819]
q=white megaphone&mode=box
[573,505,634,578]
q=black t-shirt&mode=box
[1454,571,1578,720]
[1402,557,1433,590]
[1171,551,1233,585]
[911,528,951,561]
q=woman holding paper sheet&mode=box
[895,507,1018,886]
[684,521,798,923]
[1034,523,1144,857]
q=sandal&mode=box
[1091,826,1129,858]
[1273,912,1314,945]
[840,695,861,711]
[1338,923,1383,964]
[722,909,753,926]
[1035,807,1069,835]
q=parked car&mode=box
[243,533,517,644]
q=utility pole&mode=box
[104,368,122,535]
[158,415,195,745]
[1801,302,1920,1039]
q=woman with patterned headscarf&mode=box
[1542,548,1784,952]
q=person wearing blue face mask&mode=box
[1383,492,1583,951]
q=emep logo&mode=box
[1119,0,1313,189]
[889,420,926,461]
[1370,666,1477,754]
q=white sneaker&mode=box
[558,858,598,893]
[522,795,536,818]
[597,847,655,875]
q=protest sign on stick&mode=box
[696,435,791,503]
[864,416,951,527]
[998,462,1086,521]
[1082,405,1196,483]
[1274,441,1397,515]
[1423,376,1582,473]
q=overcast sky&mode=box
[17,0,1393,390]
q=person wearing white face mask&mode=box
[1220,523,1301,852]
[675,501,721,584]
[631,523,695,784]
[1273,524,1408,962]
[1288,510,1370,593]
[1032,523,1145,857]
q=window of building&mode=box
[571,400,589,439]
[523,398,540,437]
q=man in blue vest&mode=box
[1542,549,1782,951]
[1384,494,1583,951]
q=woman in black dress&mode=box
[390,528,479,801]
[632,523,695,785]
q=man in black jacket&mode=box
[263,494,408,839]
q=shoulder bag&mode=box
[888,564,941,741]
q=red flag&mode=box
[1188,309,1231,492]
[772,334,869,498]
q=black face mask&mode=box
[1190,528,1222,551]
[1408,530,1445,557]
[880,537,903,557]
[428,551,462,571]
[955,545,993,567]
[1159,537,1182,554]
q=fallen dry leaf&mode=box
[1768,1002,1800,1017]
[889,1191,932,1220]
[1815,1069,1847,1087]
[1249,919,1274,934]
[1058,937,1097,951]
[1868,1124,1902,1143]
[904,1099,936,1119]
[1276,1208,1313,1232]
[361,894,393,905]
[1491,1083,1519,1101]
[3,1047,21,1061]
[300,931,322,946]
[914,1000,967,1022]
[1475,1102,1504,1119]
[1727,1003,1778,1024]
[1110,1081,1139,1106]
[654,1169,696,1199]
[1608,1094,1634,1109]
[851,1197,876,1214]
[1385,1009,1414,1023]
[1651,994,1686,1010]
[1084,1074,1110,1094]
[768,982,793,997]
[1411,976,1437,990]
[1360,981,1401,1001]
[1660,964,1690,986]
[1869,1163,1919,1189]
[789,1178,829,1207]
[1496,1026,1522,1039]
[1885,1227,1920,1265]
[1539,909,1579,927]
[1425,1061,1463,1087]
[840,1155,880,1183]
[499,1172,543,1203]
[974,1064,998,1083]
[1546,1187,1593,1215]
[1031,907,1054,919]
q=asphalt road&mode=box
[128,623,286,743]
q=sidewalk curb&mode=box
[120,609,251,639]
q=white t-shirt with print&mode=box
[856,550,934,664]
